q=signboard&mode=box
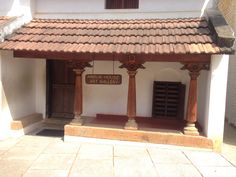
[85,74,122,85]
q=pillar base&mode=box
[70,116,83,126]
[183,123,199,136]
[124,119,138,130]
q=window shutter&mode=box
[152,81,185,119]
[106,0,139,9]
[124,0,139,9]
[106,0,122,9]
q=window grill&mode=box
[106,0,139,9]
[152,81,185,119]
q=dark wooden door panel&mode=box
[63,85,75,115]
[48,60,75,119]
[51,85,64,115]
[152,81,185,120]
[67,69,76,84]
[51,61,66,84]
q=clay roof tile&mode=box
[0,17,232,55]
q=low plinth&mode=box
[64,115,213,149]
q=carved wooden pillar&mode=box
[181,63,209,135]
[68,61,92,125]
[120,58,145,130]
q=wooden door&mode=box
[47,60,75,119]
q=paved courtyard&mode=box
[0,132,236,177]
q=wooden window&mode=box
[152,81,185,119]
[106,0,139,9]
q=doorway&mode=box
[47,60,75,119]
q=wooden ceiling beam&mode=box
[13,50,211,63]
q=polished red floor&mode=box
[90,114,185,131]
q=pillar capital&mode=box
[73,68,85,75]
[181,63,210,79]
[119,57,145,71]
[68,60,92,70]
[127,70,137,77]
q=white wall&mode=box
[203,55,229,143]
[35,59,46,118]
[1,51,36,120]
[0,0,217,19]
[0,0,35,139]
[0,0,35,44]
[78,61,189,117]
[35,0,215,19]
[0,0,218,20]
[0,51,37,139]
[226,53,236,126]
[0,0,35,22]
[225,19,236,126]
[0,16,29,43]
[0,52,8,139]
[198,70,210,130]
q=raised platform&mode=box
[11,113,43,137]
[64,114,213,149]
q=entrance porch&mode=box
[0,15,234,150]
[45,57,212,149]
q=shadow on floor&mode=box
[36,129,64,137]
[222,121,236,166]
[223,121,236,146]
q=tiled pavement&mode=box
[222,122,236,167]
[0,124,236,177]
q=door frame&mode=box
[46,60,76,119]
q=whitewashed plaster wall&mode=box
[202,55,229,145]
[0,16,29,43]
[225,20,236,126]
[0,50,37,139]
[35,0,215,19]
[1,51,36,120]
[0,52,8,139]
[67,61,189,117]
[226,51,236,126]
[0,0,35,21]
[0,0,35,138]
[0,0,218,20]
[35,59,46,118]
[197,70,210,130]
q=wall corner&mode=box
[204,54,229,144]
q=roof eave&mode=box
[206,9,235,53]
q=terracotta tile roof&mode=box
[0,18,234,54]
[0,16,13,26]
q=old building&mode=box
[0,0,235,151]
